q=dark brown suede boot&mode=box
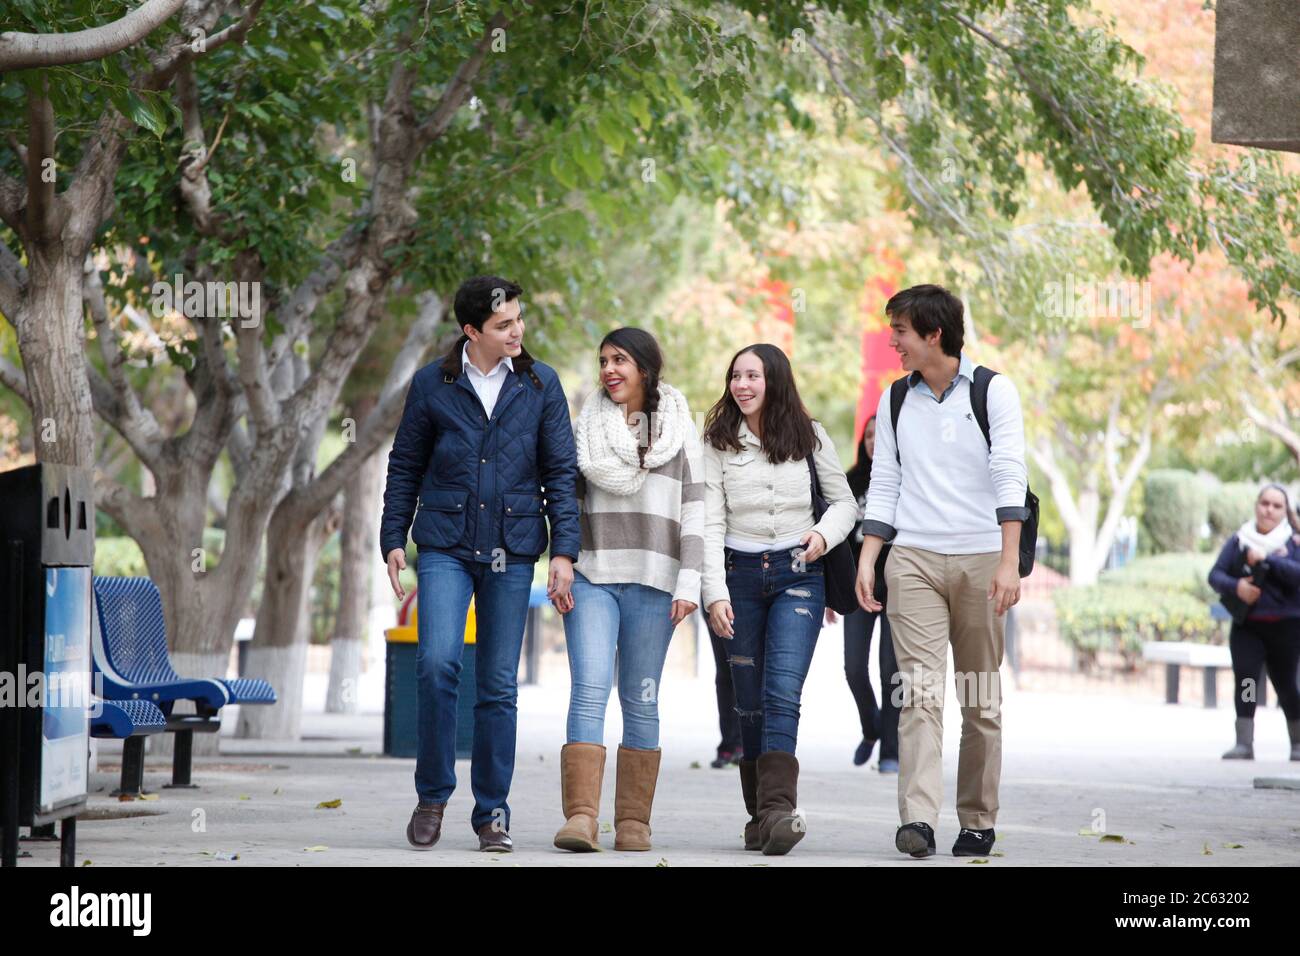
[756,751,805,856]
[738,758,761,850]
[406,802,446,849]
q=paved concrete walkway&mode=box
[22,621,1300,866]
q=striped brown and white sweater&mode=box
[573,420,705,605]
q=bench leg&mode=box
[25,823,57,841]
[1259,663,1268,709]
[1203,667,1218,709]
[1165,664,1180,704]
[112,736,147,798]
[59,816,75,868]
[164,728,198,789]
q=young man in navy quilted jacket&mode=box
[380,275,580,853]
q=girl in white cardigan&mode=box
[701,343,857,855]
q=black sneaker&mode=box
[710,750,740,768]
[895,822,936,858]
[952,827,995,857]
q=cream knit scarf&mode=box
[1237,516,1293,557]
[576,382,689,496]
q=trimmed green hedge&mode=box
[1098,551,1215,602]
[1054,551,1222,670]
[1142,469,1207,553]
[1053,584,1221,669]
[1208,481,1259,540]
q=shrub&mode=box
[93,536,148,577]
[1053,584,1222,668]
[1142,469,1208,552]
[1099,551,1215,602]
[1208,481,1260,540]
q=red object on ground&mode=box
[397,587,418,626]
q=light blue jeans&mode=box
[563,571,676,749]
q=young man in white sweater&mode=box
[854,284,1028,859]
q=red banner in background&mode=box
[855,250,904,447]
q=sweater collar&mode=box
[907,352,975,398]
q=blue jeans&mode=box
[415,550,533,832]
[723,546,825,759]
[563,572,675,749]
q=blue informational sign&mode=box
[40,566,91,812]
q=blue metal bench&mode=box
[90,698,166,797]
[91,576,276,792]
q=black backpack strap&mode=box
[970,365,998,450]
[889,376,909,464]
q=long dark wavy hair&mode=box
[599,327,663,467]
[702,343,818,464]
[845,414,876,500]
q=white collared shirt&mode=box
[462,342,514,418]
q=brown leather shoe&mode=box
[477,823,514,852]
[406,802,446,850]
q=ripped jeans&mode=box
[722,546,825,759]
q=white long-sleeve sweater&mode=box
[862,367,1028,554]
[701,419,858,609]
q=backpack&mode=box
[888,365,1039,577]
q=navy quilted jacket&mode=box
[379,340,580,566]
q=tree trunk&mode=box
[235,502,338,740]
[18,251,96,465]
[327,397,382,714]
[1067,529,1099,586]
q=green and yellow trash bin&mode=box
[384,589,477,759]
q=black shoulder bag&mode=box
[805,454,861,615]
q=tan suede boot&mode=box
[553,742,606,852]
[614,745,661,851]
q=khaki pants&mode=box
[884,545,1005,830]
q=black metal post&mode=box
[1165,663,1181,705]
[59,816,75,868]
[113,736,146,797]
[1203,667,1218,709]
[2,540,23,867]
[165,728,197,788]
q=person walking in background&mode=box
[702,343,858,855]
[706,622,744,768]
[380,275,580,853]
[1208,483,1300,761]
[856,284,1028,860]
[832,414,901,774]
[551,328,704,852]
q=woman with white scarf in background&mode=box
[551,327,704,852]
[1208,482,1300,761]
